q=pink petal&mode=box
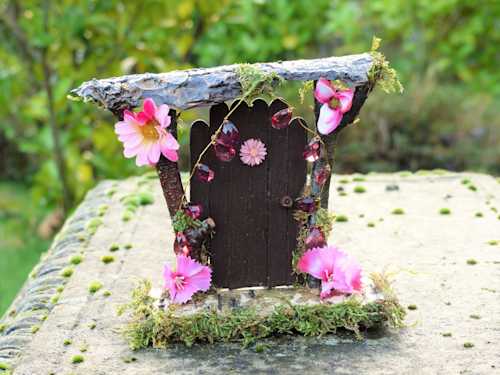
[163,149,179,162]
[142,98,156,119]
[136,112,150,125]
[115,121,137,135]
[155,104,171,128]
[147,142,161,164]
[314,78,336,103]
[176,255,201,277]
[163,264,177,299]
[317,104,343,135]
[123,142,143,158]
[297,248,329,280]
[119,133,143,146]
[163,132,180,150]
[320,280,335,299]
[187,266,212,292]
[123,110,138,125]
[135,147,150,166]
[333,255,362,293]
[335,88,354,113]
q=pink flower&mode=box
[240,138,267,166]
[114,98,179,166]
[163,255,212,304]
[297,245,362,298]
[314,78,354,135]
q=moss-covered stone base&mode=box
[119,273,405,349]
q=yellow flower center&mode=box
[329,97,340,109]
[140,122,159,140]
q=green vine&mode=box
[368,36,404,94]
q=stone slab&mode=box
[1,172,499,374]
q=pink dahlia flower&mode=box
[297,245,362,298]
[114,98,179,166]
[163,255,212,304]
[240,138,267,166]
[314,78,354,135]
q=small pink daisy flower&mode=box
[240,138,267,166]
[114,98,179,167]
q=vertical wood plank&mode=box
[190,120,211,220]
[206,103,231,287]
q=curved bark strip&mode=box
[155,110,185,218]
[71,53,374,113]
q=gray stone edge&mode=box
[0,181,113,369]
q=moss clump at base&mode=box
[120,275,405,350]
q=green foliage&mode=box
[172,209,202,233]
[120,278,404,349]
[71,355,84,364]
[69,254,83,265]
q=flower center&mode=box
[328,97,340,109]
[140,122,159,140]
[174,275,185,290]
[249,148,258,157]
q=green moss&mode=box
[335,215,348,222]
[407,304,417,311]
[101,255,115,264]
[399,171,412,177]
[103,290,112,297]
[124,243,133,250]
[353,186,366,194]
[461,178,471,185]
[339,191,347,196]
[122,356,138,364]
[368,37,403,94]
[339,178,349,184]
[352,176,365,182]
[0,363,10,371]
[463,342,474,349]
[391,208,404,215]
[466,259,477,265]
[89,323,96,330]
[0,323,6,333]
[469,314,481,320]
[172,209,202,233]
[56,286,64,293]
[120,278,405,349]
[80,344,88,353]
[31,325,40,334]
[109,243,120,252]
[107,188,117,197]
[86,218,103,235]
[468,185,477,192]
[367,222,375,228]
[122,210,134,222]
[442,332,452,337]
[60,267,74,278]
[63,339,72,346]
[235,64,284,101]
[439,208,451,215]
[137,192,154,205]
[70,255,83,265]
[71,355,84,364]
[50,295,60,304]
[475,212,483,217]
[88,281,103,294]
[77,234,86,242]
[487,240,498,246]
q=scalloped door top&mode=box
[190,99,307,288]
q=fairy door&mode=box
[190,99,307,288]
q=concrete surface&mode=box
[1,171,499,374]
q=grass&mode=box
[335,215,348,222]
[101,255,115,264]
[439,208,451,215]
[353,186,366,193]
[0,183,50,316]
[466,259,477,265]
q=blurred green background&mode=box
[0,0,499,315]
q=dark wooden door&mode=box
[190,99,307,288]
